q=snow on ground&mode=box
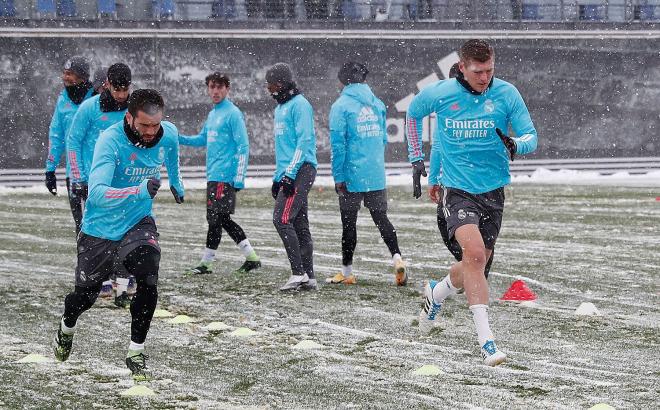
[0,183,658,409]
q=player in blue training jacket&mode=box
[406,40,538,367]
[66,62,133,306]
[265,63,318,292]
[327,62,407,287]
[44,56,94,234]
[430,62,496,280]
[53,89,185,381]
[179,72,261,276]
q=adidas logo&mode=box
[357,106,378,123]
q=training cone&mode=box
[500,280,537,302]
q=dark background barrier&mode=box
[0,33,658,170]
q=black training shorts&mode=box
[442,186,504,250]
[75,217,160,287]
[207,181,237,215]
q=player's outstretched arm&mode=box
[178,120,208,147]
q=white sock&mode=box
[237,239,255,258]
[469,304,495,347]
[202,247,216,263]
[128,341,145,352]
[432,275,459,303]
[342,265,353,277]
[101,280,112,289]
[116,277,129,295]
[392,253,402,264]
[60,318,75,335]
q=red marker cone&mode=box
[500,280,537,301]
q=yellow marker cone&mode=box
[589,404,615,410]
[167,315,195,324]
[153,309,175,318]
[204,322,231,331]
[292,340,325,350]
[230,327,256,337]
[120,385,156,397]
[412,365,443,376]
[16,354,51,363]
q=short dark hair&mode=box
[128,89,164,116]
[205,72,230,87]
[107,63,131,88]
[459,39,494,63]
[449,62,460,78]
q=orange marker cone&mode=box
[500,280,537,301]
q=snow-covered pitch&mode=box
[0,175,658,408]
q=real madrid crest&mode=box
[484,99,495,114]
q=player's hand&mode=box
[411,160,427,199]
[45,171,57,195]
[334,182,347,197]
[147,178,161,199]
[428,184,443,204]
[281,176,295,197]
[231,183,241,193]
[496,128,517,161]
[271,181,280,199]
[71,182,88,199]
[170,185,184,204]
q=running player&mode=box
[53,89,185,381]
[407,40,538,366]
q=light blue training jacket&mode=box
[272,94,318,182]
[329,83,388,193]
[45,88,94,177]
[179,98,249,189]
[406,78,538,194]
[82,120,184,241]
[67,94,126,183]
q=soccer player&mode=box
[67,63,133,307]
[430,62,495,278]
[406,39,538,366]
[53,89,185,381]
[91,67,108,96]
[327,62,407,286]
[44,56,94,234]
[265,63,318,292]
[179,72,261,275]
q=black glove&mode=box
[71,182,88,199]
[496,128,517,161]
[411,160,427,199]
[170,185,184,204]
[231,183,241,193]
[147,178,161,199]
[281,176,295,197]
[45,171,57,195]
[271,181,280,199]
[335,182,347,197]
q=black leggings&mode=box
[62,245,160,344]
[340,208,401,266]
[206,211,247,250]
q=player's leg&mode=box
[118,217,161,380]
[366,190,406,285]
[292,198,315,290]
[186,182,222,275]
[54,234,114,361]
[328,192,360,285]
[274,163,316,291]
[215,185,261,273]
